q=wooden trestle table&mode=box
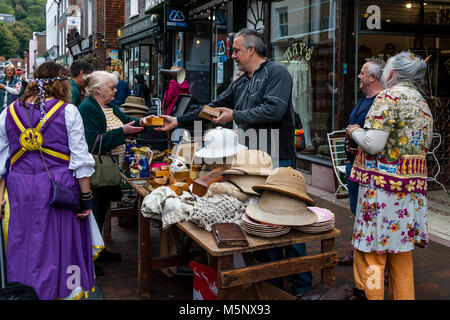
[122,174,341,299]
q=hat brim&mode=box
[228,175,266,195]
[252,184,316,206]
[122,104,149,111]
[246,203,317,226]
[194,144,247,159]
[223,167,273,176]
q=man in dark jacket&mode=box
[159,29,296,165]
[70,59,94,107]
[157,28,310,296]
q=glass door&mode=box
[211,4,229,100]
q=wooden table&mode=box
[122,174,341,299]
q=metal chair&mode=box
[427,133,447,193]
[327,130,348,199]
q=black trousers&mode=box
[92,185,123,233]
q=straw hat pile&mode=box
[245,167,318,227]
[122,96,149,118]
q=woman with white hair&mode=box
[78,71,150,273]
[346,51,433,300]
[0,64,22,111]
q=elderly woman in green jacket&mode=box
[79,71,149,274]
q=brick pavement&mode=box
[95,193,450,300]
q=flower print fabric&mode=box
[350,81,432,253]
[350,82,433,195]
[352,180,428,253]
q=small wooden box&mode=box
[170,182,190,196]
[146,117,164,126]
[199,105,221,120]
[173,170,190,179]
[155,170,170,178]
[192,166,227,197]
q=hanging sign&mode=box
[165,5,189,31]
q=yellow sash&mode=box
[9,100,70,167]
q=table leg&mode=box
[216,255,234,300]
[138,195,151,297]
[321,238,337,286]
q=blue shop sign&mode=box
[165,5,189,31]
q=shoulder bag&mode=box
[90,134,122,189]
[24,103,80,211]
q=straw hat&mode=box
[246,190,317,226]
[228,175,266,195]
[194,127,247,159]
[252,167,316,206]
[121,96,148,110]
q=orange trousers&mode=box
[353,249,415,300]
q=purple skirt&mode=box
[5,166,95,300]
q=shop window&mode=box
[130,0,139,18]
[271,0,337,153]
[185,19,211,105]
[277,7,289,37]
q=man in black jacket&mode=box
[157,28,295,166]
[156,28,311,296]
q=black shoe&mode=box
[98,249,122,262]
[95,262,105,277]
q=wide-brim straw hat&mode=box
[194,126,247,159]
[246,190,317,226]
[228,175,267,195]
[252,167,316,206]
[121,96,147,109]
[223,149,273,176]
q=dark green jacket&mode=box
[70,79,82,107]
[78,95,140,154]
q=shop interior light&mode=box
[406,3,412,9]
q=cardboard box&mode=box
[199,105,221,120]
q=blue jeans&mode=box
[252,158,312,295]
[345,162,359,216]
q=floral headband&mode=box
[31,76,69,124]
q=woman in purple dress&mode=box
[0,61,97,300]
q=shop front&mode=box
[118,15,159,99]
[268,0,450,191]
[356,0,450,188]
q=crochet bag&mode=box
[90,134,122,189]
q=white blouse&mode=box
[0,103,95,179]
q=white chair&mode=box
[327,130,348,199]
[427,133,447,193]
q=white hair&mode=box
[380,51,427,89]
[85,71,118,96]
[365,58,385,82]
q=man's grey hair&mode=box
[234,28,267,57]
[380,51,427,89]
[365,58,385,82]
